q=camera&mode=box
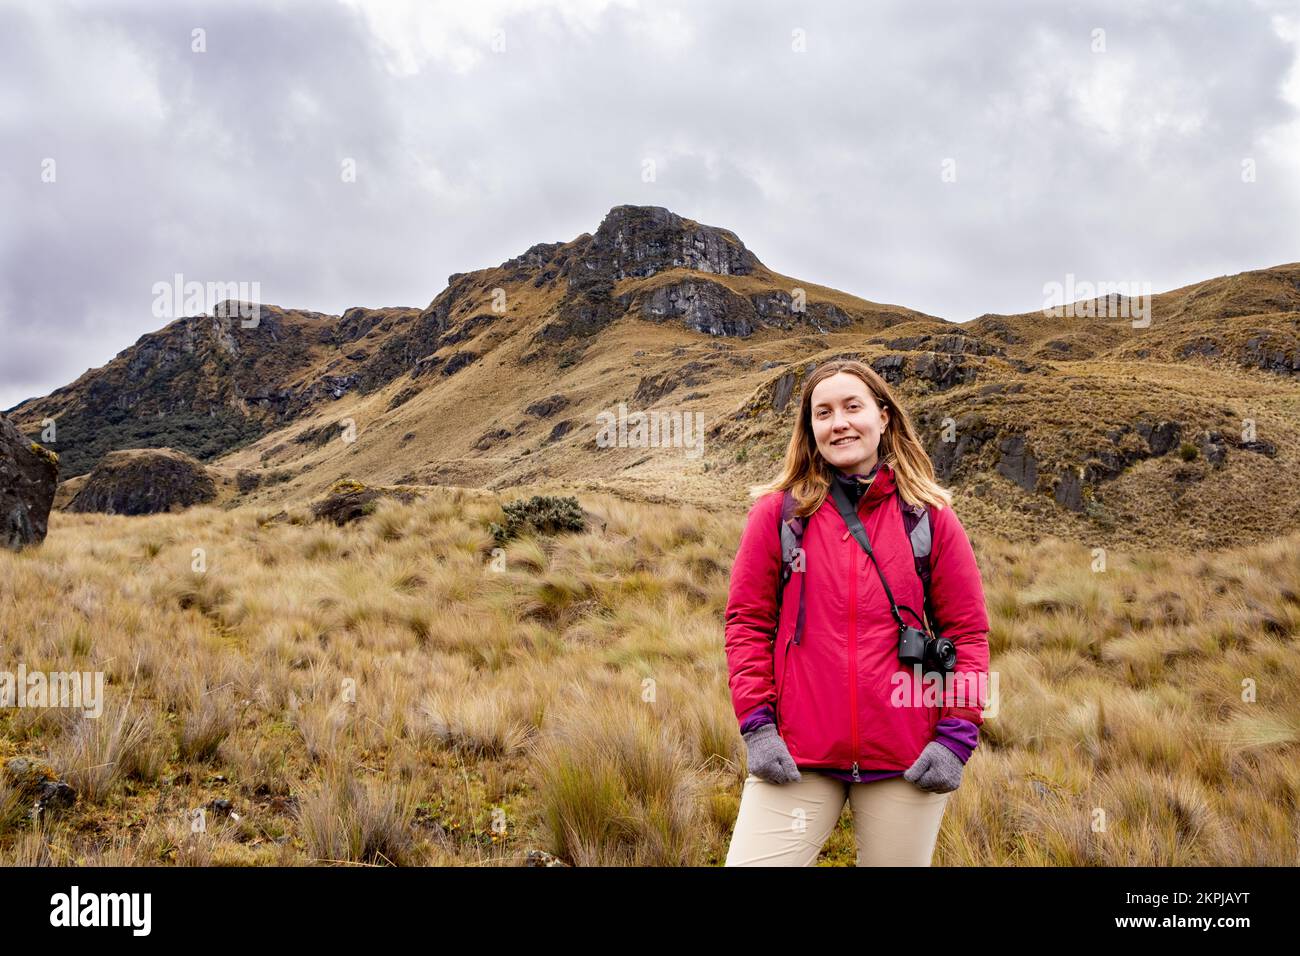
[897,624,956,676]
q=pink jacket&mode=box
[724,463,991,772]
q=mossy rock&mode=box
[4,757,76,813]
[66,447,215,516]
[29,441,59,467]
[312,480,417,526]
[2,412,58,550]
[330,478,368,496]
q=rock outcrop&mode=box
[585,204,760,281]
[310,479,420,525]
[927,412,998,482]
[1239,335,1300,376]
[995,434,1039,492]
[539,205,764,341]
[1,412,58,550]
[66,448,217,515]
[634,280,757,336]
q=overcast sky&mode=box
[3,0,1299,411]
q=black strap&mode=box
[828,479,925,632]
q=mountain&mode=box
[8,204,1300,550]
[7,205,928,478]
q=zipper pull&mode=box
[841,530,850,541]
[852,761,860,782]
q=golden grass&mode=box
[1,488,1298,865]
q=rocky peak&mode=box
[477,206,762,289]
[534,205,766,342]
[581,204,760,280]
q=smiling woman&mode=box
[722,357,991,866]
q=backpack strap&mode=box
[898,496,939,635]
[776,491,807,644]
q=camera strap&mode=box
[828,478,926,632]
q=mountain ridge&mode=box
[8,204,1300,551]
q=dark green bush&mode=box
[490,494,586,545]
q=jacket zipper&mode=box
[776,632,793,724]
[844,526,860,781]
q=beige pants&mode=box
[724,771,951,866]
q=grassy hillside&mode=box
[2,490,1297,865]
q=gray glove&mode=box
[742,723,801,784]
[903,741,964,793]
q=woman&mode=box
[722,359,990,866]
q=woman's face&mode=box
[809,372,889,475]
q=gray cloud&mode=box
[3,0,1299,410]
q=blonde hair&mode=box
[748,358,953,517]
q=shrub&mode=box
[490,494,586,546]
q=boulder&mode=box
[441,351,480,376]
[525,394,570,418]
[633,361,713,406]
[1178,337,1222,359]
[910,352,979,390]
[1200,431,1229,468]
[311,479,420,525]
[871,354,908,385]
[473,428,512,451]
[66,447,216,515]
[0,412,58,550]
[546,420,576,444]
[770,369,799,414]
[4,757,76,814]
[1136,419,1181,457]
[874,333,1003,357]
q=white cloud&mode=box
[341,0,637,75]
[2,0,1299,410]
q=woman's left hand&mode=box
[903,741,964,793]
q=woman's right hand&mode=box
[742,723,802,784]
